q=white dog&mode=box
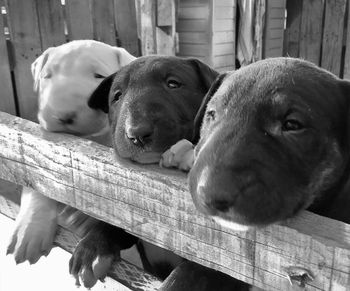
[7,40,136,264]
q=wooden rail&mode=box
[0,111,350,291]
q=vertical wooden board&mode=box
[299,0,324,66]
[321,0,346,76]
[343,1,350,80]
[263,0,286,58]
[6,0,42,121]
[65,0,93,40]
[0,14,16,115]
[91,0,116,46]
[283,0,302,57]
[114,0,140,56]
[156,0,176,55]
[36,0,66,49]
[139,0,157,55]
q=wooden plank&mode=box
[176,19,208,32]
[35,0,66,49]
[139,0,157,55]
[213,54,235,67]
[0,13,16,115]
[213,19,234,32]
[0,189,162,291]
[178,43,209,56]
[283,0,302,57]
[178,32,209,44]
[299,0,324,66]
[263,0,286,58]
[213,42,234,55]
[157,0,172,26]
[65,0,93,40]
[213,31,235,43]
[6,0,42,121]
[344,0,350,79]
[178,6,209,19]
[321,0,347,76]
[156,0,176,55]
[91,0,116,45]
[114,0,139,56]
[2,112,350,290]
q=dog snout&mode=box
[125,123,154,147]
[57,112,76,125]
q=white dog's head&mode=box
[31,40,136,137]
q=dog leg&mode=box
[160,139,195,171]
[69,221,138,288]
[7,187,58,264]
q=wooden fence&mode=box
[1,111,350,291]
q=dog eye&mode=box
[282,119,304,131]
[94,73,106,79]
[206,110,216,121]
[111,90,122,104]
[167,79,181,89]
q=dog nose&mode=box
[58,112,76,125]
[195,167,237,214]
[126,124,154,147]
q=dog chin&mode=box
[132,152,162,164]
[212,216,250,232]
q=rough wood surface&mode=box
[0,180,162,291]
[5,0,41,121]
[299,0,324,66]
[0,13,16,115]
[283,0,302,57]
[139,0,157,55]
[1,111,350,290]
[321,0,347,76]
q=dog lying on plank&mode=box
[70,55,251,290]
[162,57,350,231]
[7,40,135,264]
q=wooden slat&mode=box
[299,0,324,66]
[139,0,157,55]
[6,0,42,121]
[320,0,347,76]
[1,112,350,290]
[342,1,350,79]
[91,0,116,46]
[0,185,162,291]
[283,0,302,57]
[156,0,176,55]
[65,0,93,40]
[35,0,66,49]
[114,0,140,56]
[0,13,16,115]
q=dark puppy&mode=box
[70,56,229,288]
[187,57,350,230]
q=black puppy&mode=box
[69,56,243,288]
[167,57,350,231]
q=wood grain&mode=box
[5,0,42,121]
[321,0,347,76]
[0,180,162,291]
[139,0,157,55]
[65,0,93,40]
[0,13,16,115]
[283,0,302,57]
[1,111,350,290]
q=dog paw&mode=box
[7,212,57,264]
[69,231,120,288]
[160,139,194,172]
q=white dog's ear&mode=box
[31,47,54,92]
[113,47,136,68]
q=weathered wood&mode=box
[299,0,324,66]
[35,0,66,49]
[91,0,116,46]
[156,0,176,55]
[321,0,347,76]
[65,0,93,40]
[343,0,350,80]
[0,13,16,115]
[283,0,302,57]
[1,112,350,290]
[0,180,162,291]
[114,0,140,56]
[5,0,42,121]
[139,0,157,55]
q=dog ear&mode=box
[113,47,136,68]
[192,73,228,143]
[187,58,219,92]
[31,47,54,92]
[88,72,117,113]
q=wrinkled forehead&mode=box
[46,46,116,74]
[115,57,198,85]
[210,60,343,113]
